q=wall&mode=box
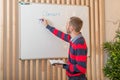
[104,0,120,80]
[105,0,120,41]
[0,0,105,80]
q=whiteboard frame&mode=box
[19,2,90,60]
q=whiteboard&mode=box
[19,3,90,59]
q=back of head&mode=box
[69,17,83,32]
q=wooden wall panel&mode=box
[89,0,96,80]
[0,0,4,79]
[30,60,34,80]
[85,0,91,79]
[99,0,105,80]
[95,0,100,80]
[0,0,105,80]
[41,60,45,80]
[18,60,22,80]
[76,0,80,5]
[6,0,11,79]
[47,59,50,80]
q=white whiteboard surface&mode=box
[19,3,90,59]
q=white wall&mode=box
[105,1,120,80]
[105,0,120,41]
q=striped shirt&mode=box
[46,25,87,77]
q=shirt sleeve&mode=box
[46,25,71,42]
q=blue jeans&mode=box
[69,74,87,80]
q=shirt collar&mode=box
[70,33,82,43]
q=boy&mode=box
[42,17,87,80]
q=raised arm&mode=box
[46,25,71,42]
[41,19,71,42]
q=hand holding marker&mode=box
[39,18,48,27]
[39,19,44,22]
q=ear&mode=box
[70,26,74,31]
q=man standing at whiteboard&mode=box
[41,17,87,80]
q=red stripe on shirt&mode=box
[71,43,87,50]
[76,64,86,74]
[53,29,58,35]
[71,43,77,49]
[69,65,74,72]
[67,35,71,41]
[76,43,87,49]
[69,52,87,62]
[76,55,87,62]
[66,71,82,77]
[69,52,76,60]
[61,32,65,40]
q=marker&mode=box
[39,19,44,21]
